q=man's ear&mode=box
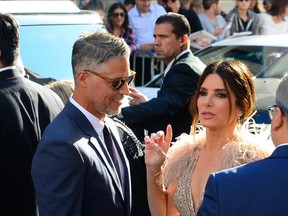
[77,70,89,88]
[271,108,284,130]
[181,34,189,44]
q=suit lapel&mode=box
[89,136,125,198]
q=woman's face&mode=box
[111,8,125,27]
[197,73,239,131]
[237,0,251,11]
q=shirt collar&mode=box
[277,143,288,148]
[136,4,152,16]
[69,97,107,136]
[164,49,191,76]
[0,66,17,73]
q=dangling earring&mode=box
[237,113,243,129]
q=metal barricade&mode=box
[132,50,165,86]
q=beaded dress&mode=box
[159,129,274,216]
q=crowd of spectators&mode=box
[77,0,287,86]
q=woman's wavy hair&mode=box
[190,60,255,134]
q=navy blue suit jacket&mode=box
[120,52,205,140]
[32,101,131,216]
[197,145,288,216]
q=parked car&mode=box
[0,0,106,83]
[137,34,288,124]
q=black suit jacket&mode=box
[32,101,132,216]
[0,68,64,216]
[119,51,206,141]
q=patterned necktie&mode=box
[103,125,122,179]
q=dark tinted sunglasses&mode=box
[112,12,125,18]
[238,0,250,2]
[85,69,136,90]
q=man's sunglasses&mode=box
[85,69,136,90]
[112,12,126,18]
[267,104,285,120]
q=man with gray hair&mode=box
[197,75,288,216]
[32,32,134,216]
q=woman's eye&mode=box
[199,91,207,96]
[217,93,227,98]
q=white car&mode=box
[137,34,288,124]
[0,0,106,83]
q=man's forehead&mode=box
[154,23,174,34]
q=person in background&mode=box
[45,80,74,104]
[225,0,260,36]
[128,0,166,52]
[249,0,264,13]
[0,13,64,216]
[124,0,136,12]
[256,0,288,35]
[161,0,203,33]
[117,13,206,142]
[82,0,106,20]
[32,32,133,216]
[145,60,274,216]
[179,0,193,9]
[128,0,166,86]
[190,0,204,15]
[197,75,288,216]
[198,0,228,42]
[263,0,273,12]
[106,3,136,54]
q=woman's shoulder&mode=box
[169,133,205,156]
[220,129,275,170]
[159,133,205,187]
[257,12,272,22]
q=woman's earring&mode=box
[237,112,243,126]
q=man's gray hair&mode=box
[276,74,288,117]
[71,32,130,77]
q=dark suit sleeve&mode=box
[120,63,199,128]
[32,138,85,216]
[197,174,220,216]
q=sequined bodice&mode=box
[174,153,203,216]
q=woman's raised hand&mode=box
[144,125,172,172]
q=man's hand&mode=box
[128,86,148,106]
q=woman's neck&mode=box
[204,128,238,150]
[237,8,248,21]
[205,10,216,22]
[112,26,122,36]
[272,15,283,24]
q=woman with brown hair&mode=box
[257,0,288,34]
[145,60,274,216]
[105,3,136,53]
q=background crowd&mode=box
[77,0,288,86]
